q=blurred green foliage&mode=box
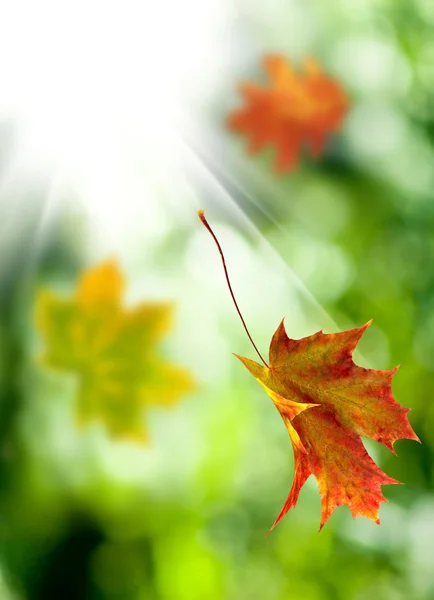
[0,1,433,599]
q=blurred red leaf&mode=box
[228,55,348,173]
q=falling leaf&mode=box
[228,55,348,173]
[197,210,420,531]
[36,260,195,442]
[236,320,419,530]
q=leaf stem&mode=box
[198,210,269,368]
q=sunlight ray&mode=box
[173,127,339,332]
[26,171,68,270]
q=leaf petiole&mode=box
[198,210,269,368]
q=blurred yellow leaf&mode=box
[36,260,195,442]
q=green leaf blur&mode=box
[0,1,432,599]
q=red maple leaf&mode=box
[236,320,419,530]
[198,210,420,531]
[228,55,348,173]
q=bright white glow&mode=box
[0,0,232,251]
[0,0,226,155]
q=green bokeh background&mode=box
[0,0,433,598]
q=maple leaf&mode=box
[236,320,419,530]
[36,260,195,442]
[198,210,420,531]
[228,55,348,173]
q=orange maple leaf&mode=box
[228,55,348,173]
[198,210,420,531]
[236,320,419,530]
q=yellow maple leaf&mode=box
[36,260,195,442]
